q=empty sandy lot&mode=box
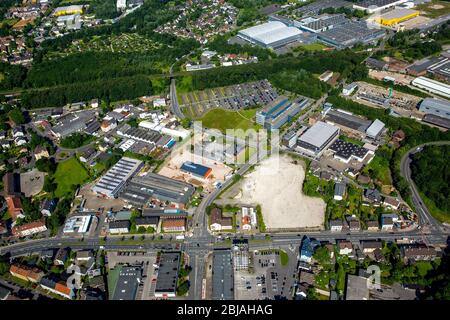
[20,169,45,197]
[226,155,326,230]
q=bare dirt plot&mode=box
[222,155,326,230]
[20,169,45,197]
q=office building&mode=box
[297,121,340,155]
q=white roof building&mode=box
[297,121,340,155]
[238,21,303,49]
[63,215,92,234]
[411,76,450,98]
[366,119,385,138]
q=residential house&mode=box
[0,222,7,236]
[100,120,117,133]
[12,126,24,138]
[75,250,94,263]
[299,236,320,263]
[381,216,394,230]
[360,240,382,254]
[383,197,401,211]
[347,217,361,232]
[79,147,96,163]
[10,264,43,283]
[109,221,130,234]
[329,219,343,232]
[3,172,21,196]
[209,207,233,232]
[363,188,382,204]
[161,218,186,232]
[401,245,438,263]
[41,199,56,216]
[366,220,379,231]
[12,220,47,237]
[338,240,354,256]
[54,248,69,266]
[34,145,49,161]
[40,277,74,299]
[241,207,257,231]
[334,182,346,201]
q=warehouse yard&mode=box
[220,155,326,230]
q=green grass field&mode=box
[416,0,450,18]
[198,108,261,134]
[54,157,89,198]
[298,42,328,51]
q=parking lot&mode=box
[180,80,278,119]
[234,246,299,300]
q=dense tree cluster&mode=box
[59,132,93,149]
[87,0,121,20]
[269,69,328,99]
[411,145,450,213]
[21,75,153,108]
[207,36,275,61]
[0,62,27,90]
[190,50,366,90]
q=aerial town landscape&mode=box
[0,0,449,304]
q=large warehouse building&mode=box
[297,121,340,155]
[418,98,450,120]
[411,77,450,99]
[237,21,303,49]
[353,0,409,14]
[120,172,195,208]
[256,96,309,130]
[376,8,419,26]
[92,157,143,198]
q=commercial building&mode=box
[418,98,450,120]
[328,139,371,163]
[10,264,43,283]
[317,20,385,48]
[376,8,419,26]
[142,208,188,219]
[112,266,142,300]
[56,13,81,30]
[299,14,348,33]
[411,77,450,99]
[63,215,93,234]
[53,5,83,16]
[117,125,163,146]
[366,119,386,139]
[422,114,450,130]
[345,274,370,300]
[297,121,340,155]
[120,173,195,208]
[51,111,97,138]
[237,21,303,49]
[209,207,233,232]
[212,249,234,300]
[109,220,131,234]
[92,157,143,198]
[161,218,186,232]
[154,252,181,298]
[343,83,358,96]
[353,0,409,14]
[12,220,47,237]
[135,217,159,229]
[180,162,212,179]
[325,109,372,133]
[256,96,309,130]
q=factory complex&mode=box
[256,96,310,130]
[237,21,303,49]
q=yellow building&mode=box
[377,8,419,26]
[54,5,83,17]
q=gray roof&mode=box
[135,216,159,226]
[120,173,194,207]
[346,275,369,300]
[334,182,347,197]
[112,266,142,300]
[366,119,385,138]
[298,121,339,148]
[420,98,450,114]
[109,220,130,230]
[0,285,11,299]
[212,250,234,300]
[326,109,371,132]
[155,252,181,295]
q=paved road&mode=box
[400,141,450,233]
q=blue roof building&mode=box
[299,236,320,263]
[180,162,212,179]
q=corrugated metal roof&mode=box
[366,119,385,138]
[298,121,339,148]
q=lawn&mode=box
[107,266,121,298]
[54,157,90,198]
[362,155,392,186]
[416,0,450,18]
[198,108,261,134]
[339,135,364,146]
[297,42,328,52]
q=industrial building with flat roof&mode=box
[318,20,385,48]
[92,157,143,198]
[376,8,419,26]
[297,121,340,155]
[142,208,188,219]
[366,119,386,139]
[120,172,195,208]
[353,0,408,13]
[299,14,348,33]
[237,21,303,49]
[180,162,212,179]
[418,98,450,120]
[411,77,450,99]
[325,109,372,132]
[256,96,309,130]
[328,139,371,163]
[212,249,234,300]
[154,252,181,298]
[112,266,142,300]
